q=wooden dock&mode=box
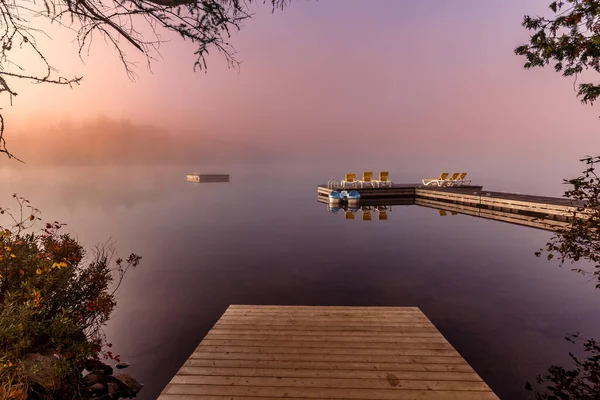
[186,174,230,183]
[317,184,584,221]
[158,305,499,400]
[414,197,570,231]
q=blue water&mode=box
[1,164,598,400]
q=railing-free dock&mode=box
[186,174,230,183]
[158,305,500,399]
[317,184,585,226]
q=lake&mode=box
[1,164,599,400]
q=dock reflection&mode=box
[327,204,392,221]
[320,196,570,231]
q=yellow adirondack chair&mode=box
[341,173,356,188]
[358,172,373,188]
[374,171,391,187]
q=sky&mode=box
[2,0,600,194]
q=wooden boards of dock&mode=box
[158,305,499,400]
[317,184,583,228]
[186,174,230,183]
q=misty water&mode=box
[2,164,600,400]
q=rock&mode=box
[107,382,119,395]
[22,352,60,391]
[85,359,113,376]
[115,362,130,369]
[89,383,105,392]
[82,372,102,386]
[113,373,143,396]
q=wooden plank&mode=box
[183,359,477,373]
[193,345,459,356]
[204,333,449,343]
[159,396,491,400]
[188,352,465,364]
[221,313,429,322]
[223,310,428,316]
[215,320,434,327]
[158,306,500,400]
[224,309,426,316]
[228,305,422,311]
[170,375,492,391]
[212,323,438,331]
[200,339,452,349]
[162,385,498,399]
[159,396,492,400]
[176,366,483,381]
[208,329,444,338]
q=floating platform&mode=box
[158,305,500,399]
[318,184,584,224]
[186,174,230,183]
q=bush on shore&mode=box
[0,195,141,399]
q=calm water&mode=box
[1,164,599,400]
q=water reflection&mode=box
[320,196,570,231]
[327,204,392,221]
[1,165,599,400]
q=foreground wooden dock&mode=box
[158,305,499,399]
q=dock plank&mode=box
[158,306,499,399]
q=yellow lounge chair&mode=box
[456,172,471,186]
[422,172,449,186]
[374,171,392,188]
[344,211,355,220]
[377,210,388,220]
[341,173,356,188]
[362,211,371,221]
[444,173,460,186]
[438,209,447,216]
[358,172,374,188]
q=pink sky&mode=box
[3,0,600,194]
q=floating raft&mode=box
[158,305,500,400]
[186,174,230,183]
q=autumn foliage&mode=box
[0,195,140,399]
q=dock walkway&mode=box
[317,184,584,220]
[158,305,499,399]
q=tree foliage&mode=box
[0,0,288,159]
[526,333,600,400]
[0,194,141,399]
[515,0,600,105]
[536,156,600,287]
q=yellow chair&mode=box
[362,211,371,221]
[438,209,447,216]
[444,173,460,186]
[422,172,449,186]
[359,172,373,188]
[341,173,356,188]
[378,210,388,220]
[456,172,471,186]
[344,211,355,220]
[374,171,392,187]
[450,211,458,215]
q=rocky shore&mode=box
[24,350,143,399]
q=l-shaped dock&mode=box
[159,305,500,399]
[317,183,585,231]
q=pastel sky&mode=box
[3,0,600,194]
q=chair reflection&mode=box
[327,203,392,221]
[437,209,457,216]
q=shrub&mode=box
[0,194,140,399]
